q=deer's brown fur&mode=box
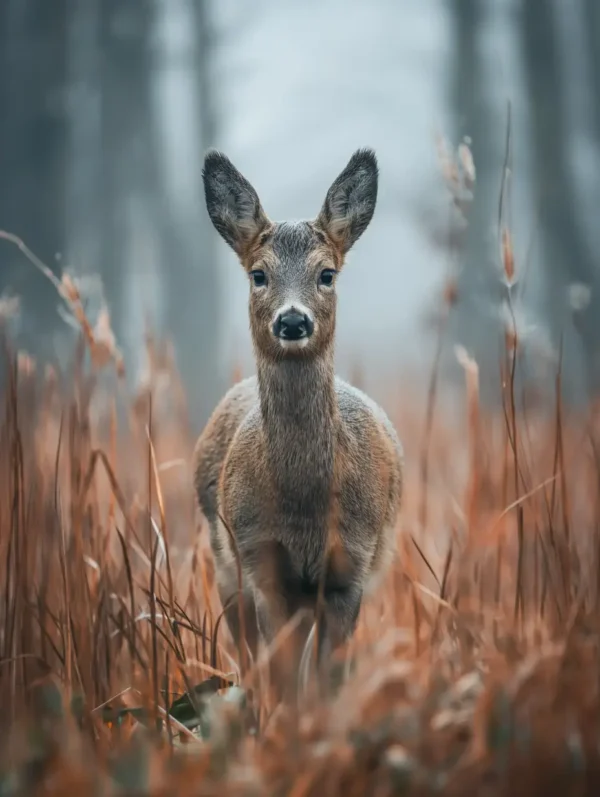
[193,149,403,690]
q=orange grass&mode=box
[2,136,600,793]
[1,305,600,796]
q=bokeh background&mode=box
[1,0,600,429]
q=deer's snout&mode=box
[272,306,314,342]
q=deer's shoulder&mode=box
[193,376,259,524]
[335,378,403,461]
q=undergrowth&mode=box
[2,137,600,795]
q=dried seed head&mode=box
[454,344,478,379]
[498,301,522,356]
[17,351,36,377]
[501,227,515,284]
[458,141,476,188]
[59,273,81,304]
[85,303,124,375]
[443,279,458,307]
[94,306,114,343]
[0,293,20,323]
[567,282,591,313]
[90,306,116,369]
[496,300,555,365]
[436,133,477,211]
[436,134,460,193]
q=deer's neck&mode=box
[257,353,337,505]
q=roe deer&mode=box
[193,148,403,691]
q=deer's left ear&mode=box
[202,149,270,259]
[315,148,378,255]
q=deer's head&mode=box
[202,148,378,360]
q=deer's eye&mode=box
[250,270,267,288]
[318,269,336,287]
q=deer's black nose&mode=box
[273,310,314,340]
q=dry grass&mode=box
[2,141,600,794]
[3,314,600,797]
[1,297,600,797]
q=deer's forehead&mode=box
[256,222,336,271]
[270,222,317,259]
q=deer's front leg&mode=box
[215,563,261,665]
[246,543,313,702]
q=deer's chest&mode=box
[221,425,383,586]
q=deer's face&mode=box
[241,222,341,358]
[202,149,378,360]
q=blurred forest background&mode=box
[1,0,600,430]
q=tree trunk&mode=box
[159,0,222,432]
[0,0,68,360]
[521,0,600,396]
[583,0,600,145]
[446,0,503,400]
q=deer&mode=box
[193,148,403,697]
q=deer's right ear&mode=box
[202,150,270,258]
[316,148,378,256]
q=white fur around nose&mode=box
[280,337,309,349]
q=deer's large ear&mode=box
[202,150,270,258]
[315,148,378,256]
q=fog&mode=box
[1,0,599,426]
